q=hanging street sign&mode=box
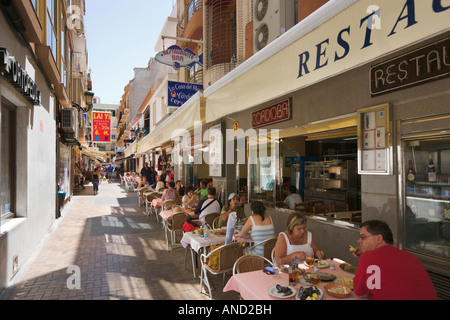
[155,45,203,70]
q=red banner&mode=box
[92,112,111,142]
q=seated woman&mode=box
[273,212,325,265]
[235,201,274,256]
[182,185,199,209]
[161,181,181,205]
[138,176,149,189]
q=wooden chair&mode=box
[200,242,243,299]
[309,200,324,213]
[232,254,273,275]
[350,211,362,223]
[166,212,188,251]
[294,202,310,212]
[204,213,220,228]
[332,204,349,213]
[312,205,330,214]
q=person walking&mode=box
[92,167,100,195]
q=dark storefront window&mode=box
[1,101,16,221]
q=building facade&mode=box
[0,0,94,293]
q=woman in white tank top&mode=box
[274,212,325,265]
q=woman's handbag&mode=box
[182,218,200,232]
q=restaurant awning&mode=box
[204,0,449,123]
[137,91,204,154]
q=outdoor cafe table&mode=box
[223,258,365,300]
[181,231,253,278]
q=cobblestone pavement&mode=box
[0,180,240,301]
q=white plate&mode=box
[317,260,330,268]
[267,285,297,299]
[295,287,324,300]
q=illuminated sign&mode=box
[92,112,111,142]
[252,98,292,129]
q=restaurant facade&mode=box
[155,0,450,297]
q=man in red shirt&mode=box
[352,220,438,300]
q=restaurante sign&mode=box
[370,37,450,95]
[0,48,41,105]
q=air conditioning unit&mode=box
[253,0,296,53]
[61,108,76,133]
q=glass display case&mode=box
[403,138,450,261]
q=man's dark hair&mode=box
[361,220,394,245]
[207,187,216,196]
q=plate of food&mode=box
[324,283,352,298]
[296,286,324,300]
[267,285,297,299]
[339,263,357,274]
[317,260,330,268]
[334,276,354,290]
[301,272,336,284]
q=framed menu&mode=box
[358,104,391,174]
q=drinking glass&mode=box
[305,256,314,267]
[273,257,282,279]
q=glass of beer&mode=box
[310,273,321,286]
[305,257,315,267]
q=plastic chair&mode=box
[163,200,178,211]
[200,242,243,299]
[204,213,220,228]
[138,188,151,206]
[145,194,158,220]
[233,254,273,275]
[245,236,277,261]
[212,216,221,229]
[165,212,188,251]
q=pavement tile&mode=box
[1,180,240,301]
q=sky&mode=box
[84,0,175,105]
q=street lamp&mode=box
[84,91,94,111]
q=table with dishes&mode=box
[223,258,365,300]
[181,228,253,278]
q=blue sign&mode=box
[168,81,203,107]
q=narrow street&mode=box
[0,180,239,300]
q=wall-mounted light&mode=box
[84,91,94,111]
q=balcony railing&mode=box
[178,0,203,37]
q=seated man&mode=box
[352,220,438,300]
[194,187,221,224]
[284,185,303,210]
[218,193,247,228]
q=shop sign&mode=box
[0,48,41,105]
[155,45,203,71]
[135,127,148,141]
[252,98,292,129]
[92,112,111,142]
[168,81,203,107]
[370,37,450,95]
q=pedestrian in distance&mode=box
[92,167,100,195]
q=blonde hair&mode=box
[287,212,307,234]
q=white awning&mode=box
[204,0,450,123]
[137,91,203,154]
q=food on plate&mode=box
[211,229,225,235]
[276,284,293,296]
[324,283,352,298]
[317,260,329,268]
[339,263,357,274]
[335,277,354,290]
[296,286,322,300]
[349,245,356,253]
[193,228,203,235]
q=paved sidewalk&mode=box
[0,181,239,300]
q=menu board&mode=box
[358,104,391,174]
